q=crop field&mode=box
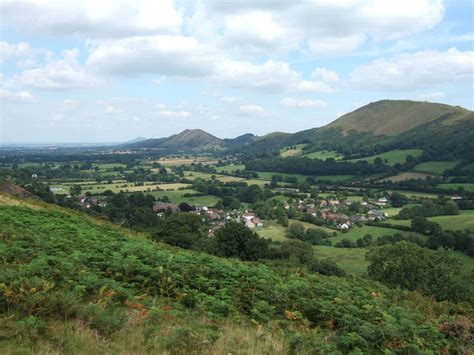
[155,157,218,166]
[437,183,474,192]
[348,149,423,166]
[413,161,459,175]
[279,144,306,158]
[256,222,288,242]
[50,181,190,194]
[303,150,342,160]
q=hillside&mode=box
[327,100,470,136]
[128,129,224,150]
[1,193,472,353]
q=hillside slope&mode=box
[327,100,470,136]
[127,129,223,150]
[0,193,472,353]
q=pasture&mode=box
[215,164,246,173]
[386,210,474,232]
[348,149,423,166]
[148,189,220,206]
[413,161,459,175]
[154,157,218,166]
[279,144,306,158]
[303,150,342,160]
[437,183,474,192]
[382,172,435,182]
[328,225,412,244]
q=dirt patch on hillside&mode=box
[381,172,436,182]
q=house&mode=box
[351,215,367,224]
[153,201,179,212]
[376,197,388,206]
[245,220,256,229]
[451,196,462,200]
[368,209,385,220]
[251,217,263,227]
[241,213,255,222]
[338,223,350,230]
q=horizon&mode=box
[1,0,473,143]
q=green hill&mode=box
[327,100,470,136]
[130,129,224,150]
[1,193,472,353]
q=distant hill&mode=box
[123,136,147,144]
[127,129,223,150]
[327,100,471,136]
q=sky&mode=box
[0,0,473,143]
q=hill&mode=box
[327,100,470,136]
[127,129,223,150]
[1,192,472,353]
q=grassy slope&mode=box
[303,150,342,160]
[413,161,459,175]
[2,195,471,353]
[385,210,474,232]
[437,183,474,192]
[327,100,469,136]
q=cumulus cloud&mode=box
[19,49,99,89]
[0,0,183,37]
[239,104,265,115]
[350,47,474,90]
[280,97,327,109]
[0,88,35,102]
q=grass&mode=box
[348,149,423,166]
[382,172,435,182]
[50,182,191,194]
[147,189,220,206]
[289,220,336,234]
[215,164,245,173]
[437,183,474,192]
[385,210,474,232]
[256,171,353,183]
[303,150,342,160]
[256,222,288,242]
[386,190,439,199]
[413,161,459,175]
[184,171,246,183]
[328,225,410,244]
[279,144,306,158]
[315,246,369,275]
[155,157,218,166]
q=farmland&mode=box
[413,161,459,175]
[303,150,342,160]
[437,183,474,192]
[348,149,423,166]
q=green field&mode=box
[386,210,474,232]
[329,225,411,244]
[279,144,306,158]
[315,246,369,275]
[413,161,459,175]
[348,149,423,166]
[215,164,245,173]
[256,222,288,242]
[50,182,190,194]
[303,150,342,160]
[386,190,439,199]
[148,189,220,206]
[256,171,353,183]
[437,183,474,192]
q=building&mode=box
[153,201,179,213]
[368,209,385,220]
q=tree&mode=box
[178,202,193,212]
[215,221,269,261]
[153,213,205,249]
[279,239,314,265]
[366,242,472,303]
[70,184,82,196]
[287,222,305,240]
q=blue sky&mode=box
[1,0,473,143]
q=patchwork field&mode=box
[215,164,246,173]
[50,181,190,194]
[413,161,459,175]
[348,149,423,166]
[256,171,354,183]
[155,157,218,166]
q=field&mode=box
[386,210,474,232]
[148,189,220,206]
[303,150,342,160]
[279,144,306,158]
[256,222,288,242]
[50,182,190,194]
[382,172,434,182]
[256,171,353,183]
[328,225,412,244]
[215,164,245,173]
[437,183,474,192]
[315,246,369,275]
[154,157,218,166]
[413,161,459,175]
[386,190,439,199]
[348,149,423,166]
[184,171,246,183]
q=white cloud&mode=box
[157,109,191,118]
[220,96,243,104]
[311,67,340,84]
[0,41,34,61]
[0,88,35,102]
[350,47,474,90]
[19,49,99,89]
[308,33,367,56]
[0,0,183,38]
[280,97,327,109]
[296,80,334,94]
[104,105,122,114]
[86,35,216,77]
[239,104,265,115]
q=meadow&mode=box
[347,149,423,166]
[385,210,474,232]
[413,161,459,175]
[303,150,342,160]
[437,183,474,192]
[279,144,306,158]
